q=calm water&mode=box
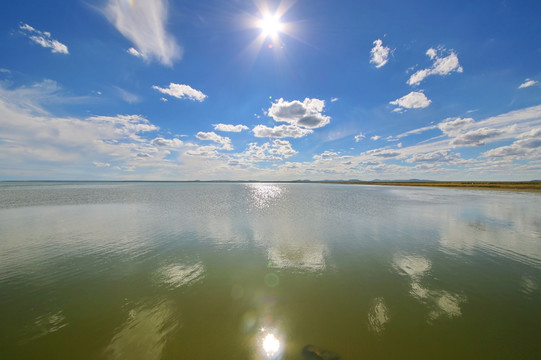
[0,182,540,359]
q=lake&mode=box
[0,182,539,359]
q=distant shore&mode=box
[2,180,540,191]
[325,181,541,191]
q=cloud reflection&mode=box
[394,253,466,322]
[156,262,205,289]
[28,310,68,340]
[105,300,177,360]
[267,243,327,273]
[368,297,390,334]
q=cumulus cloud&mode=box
[213,124,249,132]
[238,141,296,162]
[19,23,68,54]
[371,135,381,141]
[0,81,172,175]
[406,150,461,163]
[152,83,207,102]
[355,133,366,142]
[151,137,183,148]
[186,145,219,158]
[408,48,463,86]
[104,0,181,66]
[518,78,538,89]
[196,131,232,150]
[313,151,338,161]
[390,91,431,111]
[438,117,475,136]
[370,39,391,68]
[366,149,402,158]
[450,127,503,146]
[268,98,330,129]
[482,127,541,159]
[268,140,297,158]
[252,124,313,138]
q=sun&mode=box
[259,13,283,38]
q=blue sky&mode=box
[0,0,540,181]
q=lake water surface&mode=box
[0,182,540,359]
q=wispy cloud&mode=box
[114,86,141,103]
[518,78,538,89]
[152,83,207,102]
[370,39,391,68]
[408,47,463,86]
[104,0,181,66]
[19,23,68,54]
[127,47,143,58]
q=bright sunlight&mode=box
[259,13,283,38]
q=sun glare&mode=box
[259,14,283,38]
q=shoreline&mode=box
[2,180,540,191]
[325,181,541,191]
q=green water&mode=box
[0,182,540,359]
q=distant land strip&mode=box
[325,181,541,190]
[2,180,540,191]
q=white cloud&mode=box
[355,133,366,142]
[19,23,69,54]
[151,137,183,148]
[268,98,330,129]
[371,135,381,141]
[408,48,463,86]
[482,127,541,159]
[313,151,338,160]
[127,47,143,58]
[438,117,475,136]
[370,39,391,68]
[252,124,313,138]
[406,150,461,163]
[331,97,339,102]
[186,145,219,158]
[213,124,249,132]
[104,0,181,66]
[152,83,207,102]
[518,78,538,89]
[390,91,431,111]
[450,127,503,146]
[366,149,403,158]
[268,140,297,158]
[196,131,233,150]
[396,125,438,139]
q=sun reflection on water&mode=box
[247,183,285,209]
[259,328,283,359]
